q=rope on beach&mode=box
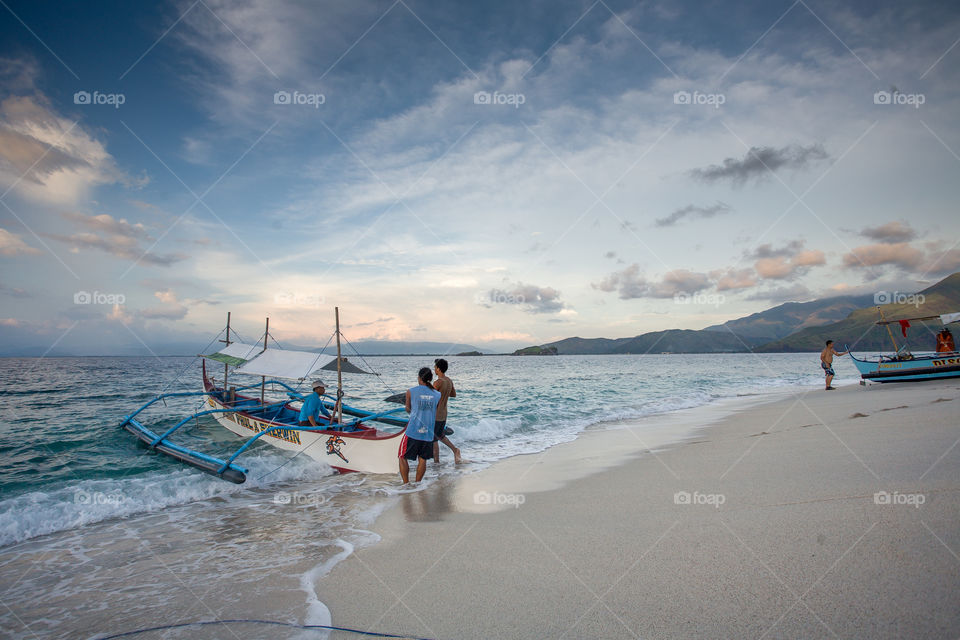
[95,618,436,639]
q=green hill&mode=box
[755,273,960,352]
[705,294,875,341]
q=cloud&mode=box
[690,144,829,185]
[711,268,757,291]
[0,282,30,297]
[859,221,916,243]
[0,92,130,204]
[139,289,188,320]
[349,316,395,327]
[0,227,40,256]
[655,201,731,227]
[483,282,568,314]
[747,241,825,280]
[44,212,186,266]
[842,242,924,270]
[593,265,710,299]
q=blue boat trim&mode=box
[123,416,249,484]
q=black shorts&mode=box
[400,435,434,461]
[433,420,446,442]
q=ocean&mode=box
[0,352,855,638]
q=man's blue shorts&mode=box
[821,361,835,376]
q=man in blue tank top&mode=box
[399,367,441,483]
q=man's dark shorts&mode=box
[400,435,434,461]
[821,361,835,376]
[433,420,446,442]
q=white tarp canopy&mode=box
[234,349,336,381]
[940,313,960,325]
[205,342,372,380]
[217,342,263,360]
[203,342,263,366]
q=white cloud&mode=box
[0,228,40,256]
[0,93,127,205]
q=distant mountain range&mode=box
[515,272,960,355]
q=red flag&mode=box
[899,319,910,337]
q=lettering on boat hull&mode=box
[206,396,302,445]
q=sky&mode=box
[1,0,959,355]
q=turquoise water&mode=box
[0,352,859,638]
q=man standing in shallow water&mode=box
[820,340,848,390]
[400,367,440,484]
[432,358,462,464]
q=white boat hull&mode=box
[204,394,405,474]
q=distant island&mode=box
[456,351,484,356]
[512,345,558,356]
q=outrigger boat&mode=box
[121,309,409,483]
[849,308,960,383]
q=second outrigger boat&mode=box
[849,308,960,383]
[121,309,409,483]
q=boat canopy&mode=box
[876,312,960,326]
[203,342,372,380]
[204,342,263,366]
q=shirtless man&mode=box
[432,358,462,464]
[820,340,848,390]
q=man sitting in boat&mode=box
[298,380,331,427]
[936,328,955,353]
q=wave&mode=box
[0,453,336,547]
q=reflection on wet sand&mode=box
[400,479,454,522]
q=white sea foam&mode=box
[0,452,335,547]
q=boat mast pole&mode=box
[223,311,231,391]
[261,317,269,405]
[335,307,343,424]
[877,306,900,352]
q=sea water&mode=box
[0,353,852,638]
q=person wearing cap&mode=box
[298,380,331,426]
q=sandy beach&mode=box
[319,380,960,639]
